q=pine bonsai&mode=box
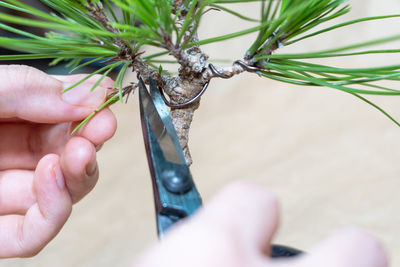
[0,0,400,166]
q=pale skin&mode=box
[0,65,389,267]
[134,183,389,267]
[0,65,117,257]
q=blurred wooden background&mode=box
[2,0,400,266]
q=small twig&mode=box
[108,84,137,101]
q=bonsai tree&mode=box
[0,0,399,168]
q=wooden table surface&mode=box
[2,0,400,266]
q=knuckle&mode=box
[9,65,39,90]
[0,65,59,117]
[4,65,54,98]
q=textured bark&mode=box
[128,51,208,166]
[163,77,204,166]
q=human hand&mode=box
[0,65,117,257]
[134,183,388,267]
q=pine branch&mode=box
[0,0,399,165]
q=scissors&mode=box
[138,77,302,257]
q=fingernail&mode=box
[62,83,106,108]
[53,164,65,190]
[86,156,98,177]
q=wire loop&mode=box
[159,81,210,108]
[209,63,233,79]
[233,60,262,72]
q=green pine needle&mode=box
[0,0,399,128]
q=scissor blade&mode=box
[138,78,184,165]
[148,78,188,165]
[138,77,202,237]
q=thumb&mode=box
[193,182,280,255]
[0,65,108,123]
